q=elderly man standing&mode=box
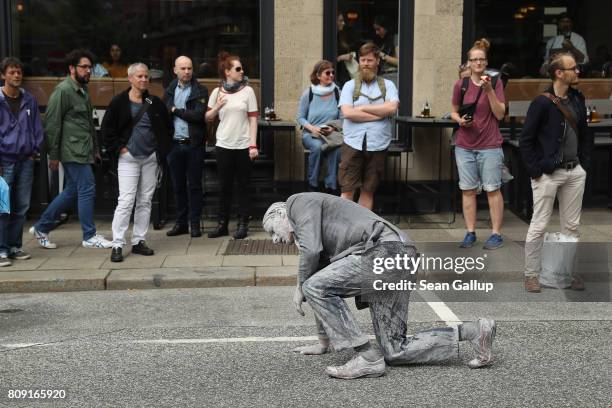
[163,56,208,238]
[338,42,399,210]
[30,49,111,249]
[0,57,44,266]
[263,193,497,379]
[102,63,172,262]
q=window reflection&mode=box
[11,0,260,81]
[336,0,399,88]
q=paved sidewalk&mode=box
[2,209,612,293]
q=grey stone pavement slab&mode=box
[1,209,611,293]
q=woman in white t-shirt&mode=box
[205,52,259,239]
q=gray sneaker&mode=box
[0,254,11,267]
[325,354,386,379]
[467,318,497,368]
[9,249,31,260]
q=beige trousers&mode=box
[524,165,586,277]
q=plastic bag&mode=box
[0,176,9,214]
[540,232,578,288]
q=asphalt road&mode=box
[1,287,611,408]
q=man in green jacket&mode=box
[30,49,111,249]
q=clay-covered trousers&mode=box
[302,246,459,364]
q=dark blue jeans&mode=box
[35,162,97,241]
[0,159,34,255]
[167,144,204,226]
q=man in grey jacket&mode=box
[263,193,497,379]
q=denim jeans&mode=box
[35,162,97,241]
[167,144,204,226]
[0,159,34,255]
[302,134,340,190]
[455,146,504,192]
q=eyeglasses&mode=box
[322,70,335,76]
[468,58,487,63]
[559,66,579,72]
[233,66,243,72]
[76,64,92,70]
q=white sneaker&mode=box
[0,254,11,267]
[29,226,58,249]
[82,234,113,249]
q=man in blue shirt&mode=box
[338,43,399,210]
[163,56,208,237]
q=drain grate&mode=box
[224,239,298,255]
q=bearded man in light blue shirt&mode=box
[338,42,399,210]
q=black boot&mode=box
[110,247,123,262]
[191,221,202,238]
[208,219,229,238]
[233,216,249,239]
[166,223,189,237]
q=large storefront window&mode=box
[475,0,612,78]
[336,0,399,87]
[10,0,260,81]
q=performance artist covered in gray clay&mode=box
[263,192,497,379]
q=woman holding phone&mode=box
[205,52,258,239]
[296,60,341,194]
[450,38,506,250]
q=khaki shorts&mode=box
[338,143,387,193]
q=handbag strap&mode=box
[541,92,579,133]
[127,97,153,136]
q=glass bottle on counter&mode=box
[422,101,431,117]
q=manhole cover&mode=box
[224,239,298,255]
[0,309,23,314]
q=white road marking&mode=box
[418,291,463,326]
[1,335,378,348]
[2,343,43,348]
[132,335,377,345]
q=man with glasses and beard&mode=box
[338,42,399,210]
[520,52,593,293]
[30,49,112,250]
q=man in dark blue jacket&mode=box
[520,52,593,293]
[0,57,44,266]
[163,56,208,238]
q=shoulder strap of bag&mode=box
[460,76,470,105]
[120,97,153,155]
[541,92,579,132]
[352,77,362,102]
[128,97,153,135]
[376,76,386,100]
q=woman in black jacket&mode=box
[101,62,172,262]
